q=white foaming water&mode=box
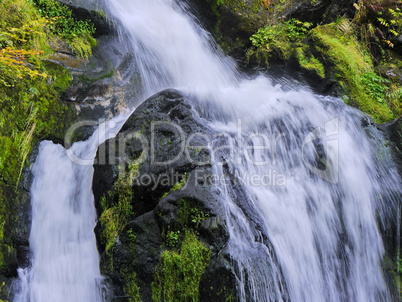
[13,116,128,302]
[13,0,400,300]
[105,0,400,301]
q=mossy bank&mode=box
[0,0,98,298]
[197,0,402,124]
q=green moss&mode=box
[161,173,187,199]
[99,160,140,253]
[44,61,72,92]
[176,199,210,229]
[295,47,325,78]
[309,19,396,123]
[0,0,93,189]
[0,0,96,284]
[77,69,114,85]
[118,228,143,301]
[152,230,211,302]
[124,269,142,302]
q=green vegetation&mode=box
[152,198,212,301]
[294,47,325,78]
[308,19,397,122]
[212,0,261,14]
[121,228,142,302]
[99,161,140,252]
[0,0,96,285]
[165,230,181,247]
[246,0,402,123]
[161,173,188,199]
[249,18,312,61]
[354,0,402,51]
[0,0,96,277]
[177,199,210,228]
[152,230,211,302]
[30,0,96,58]
[124,269,142,302]
[0,282,8,302]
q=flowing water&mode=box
[13,116,128,302]
[13,0,401,301]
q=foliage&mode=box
[0,0,96,186]
[153,197,212,301]
[99,161,140,252]
[177,199,210,229]
[362,71,390,101]
[245,0,401,122]
[152,230,211,302]
[120,228,142,302]
[124,269,142,302]
[354,0,402,50]
[161,173,188,199]
[0,0,95,283]
[30,0,96,57]
[166,230,181,247]
[248,18,312,61]
[212,0,261,14]
[309,19,396,122]
[295,47,325,78]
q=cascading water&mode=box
[13,0,401,301]
[13,116,128,302]
[105,0,400,301]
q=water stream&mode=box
[13,0,401,301]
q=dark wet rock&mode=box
[95,89,212,216]
[283,0,356,24]
[377,117,402,177]
[93,89,247,301]
[42,3,143,144]
[62,34,141,124]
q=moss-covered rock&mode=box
[305,19,396,123]
[152,230,211,302]
[193,0,401,122]
[93,90,241,301]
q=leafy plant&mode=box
[166,230,181,247]
[30,0,96,57]
[354,0,402,50]
[362,71,390,102]
[190,208,210,228]
[249,18,312,61]
[161,173,188,199]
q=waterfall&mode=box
[13,116,128,302]
[105,0,400,301]
[13,0,401,301]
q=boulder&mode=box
[93,90,249,301]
